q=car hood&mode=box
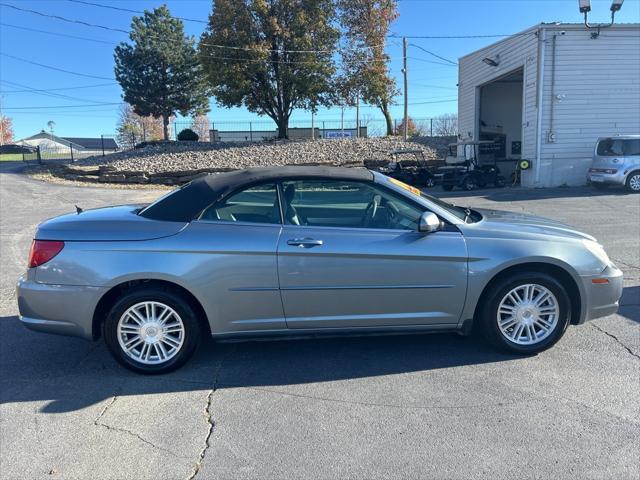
[468,208,596,242]
[35,205,188,241]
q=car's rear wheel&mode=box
[625,171,640,193]
[424,176,436,188]
[479,272,570,354]
[103,287,201,374]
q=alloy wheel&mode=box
[629,174,640,191]
[496,284,559,345]
[117,301,185,365]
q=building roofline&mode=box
[458,22,640,62]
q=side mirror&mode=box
[418,212,442,233]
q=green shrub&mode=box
[177,129,199,141]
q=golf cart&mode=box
[440,141,506,191]
[378,149,437,188]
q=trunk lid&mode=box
[36,205,188,241]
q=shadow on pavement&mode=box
[619,286,640,324]
[0,314,517,413]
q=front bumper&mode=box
[17,276,107,340]
[578,265,624,323]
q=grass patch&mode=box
[0,153,72,162]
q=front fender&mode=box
[459,237,590,326]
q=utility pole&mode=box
[402,36,408,140]
[355,93,360,139]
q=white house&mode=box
[457,23,640,187]
[18,131,118,155]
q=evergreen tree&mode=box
[114,5,209,140]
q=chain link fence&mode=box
[18,134,119,164]
[171,116,455,143]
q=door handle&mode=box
[287,238,323,248]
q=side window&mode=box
[199,183,279,224]
[623,139,640,156]
[280,180,423,230]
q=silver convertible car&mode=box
[17,167,623,373]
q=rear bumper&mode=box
[17,276,106,340]
[577,265,624,323]
[587,171,626,186]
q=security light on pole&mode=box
[580,0,624,33]
[610,0,624,12]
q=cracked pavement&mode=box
[1,164,638,479]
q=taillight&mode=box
[28,240,65,268]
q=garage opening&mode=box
[478,67,524,182]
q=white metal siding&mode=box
[458,23,640,187]
[539,27,640,186]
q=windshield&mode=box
[420,191,481,223]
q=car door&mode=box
[184,182,286,334]
[276,179,468,329]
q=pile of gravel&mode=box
[77,136,454,174]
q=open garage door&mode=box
[478,68,524,183]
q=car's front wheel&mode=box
[103,287,202,374]
[479,272,570,354]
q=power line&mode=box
[2,102,123,110]
[0,53,115,80]
[0,22,116,45]
[2,3,379,55]
[66,0,207,24]
[407,56,456,67]
[389,31,537,39]
[0,80,114,104]
[0,3,129,33]
[408,43,457,65]
[409,83,457,90]
[0,82,117,94]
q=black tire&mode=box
[625,171,640,193]
[463,177,476,191]
[103,286,202,374]
[478,272,571,355]
[442,184,454,191]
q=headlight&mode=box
[582,239,611,266]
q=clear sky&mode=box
[1,0,638,140]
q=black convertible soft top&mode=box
[139,166,374,222]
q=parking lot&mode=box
[1,165,638,480]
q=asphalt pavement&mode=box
[1,164,638,479]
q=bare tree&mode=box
[0,115,14,145]
[432,113,458,136]
[191,115,210,142]
[116,104,168,148]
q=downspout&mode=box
[549,33,557,142]
[535,27,547,185]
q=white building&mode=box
[457,23,640,187]
[18,131,118,155]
